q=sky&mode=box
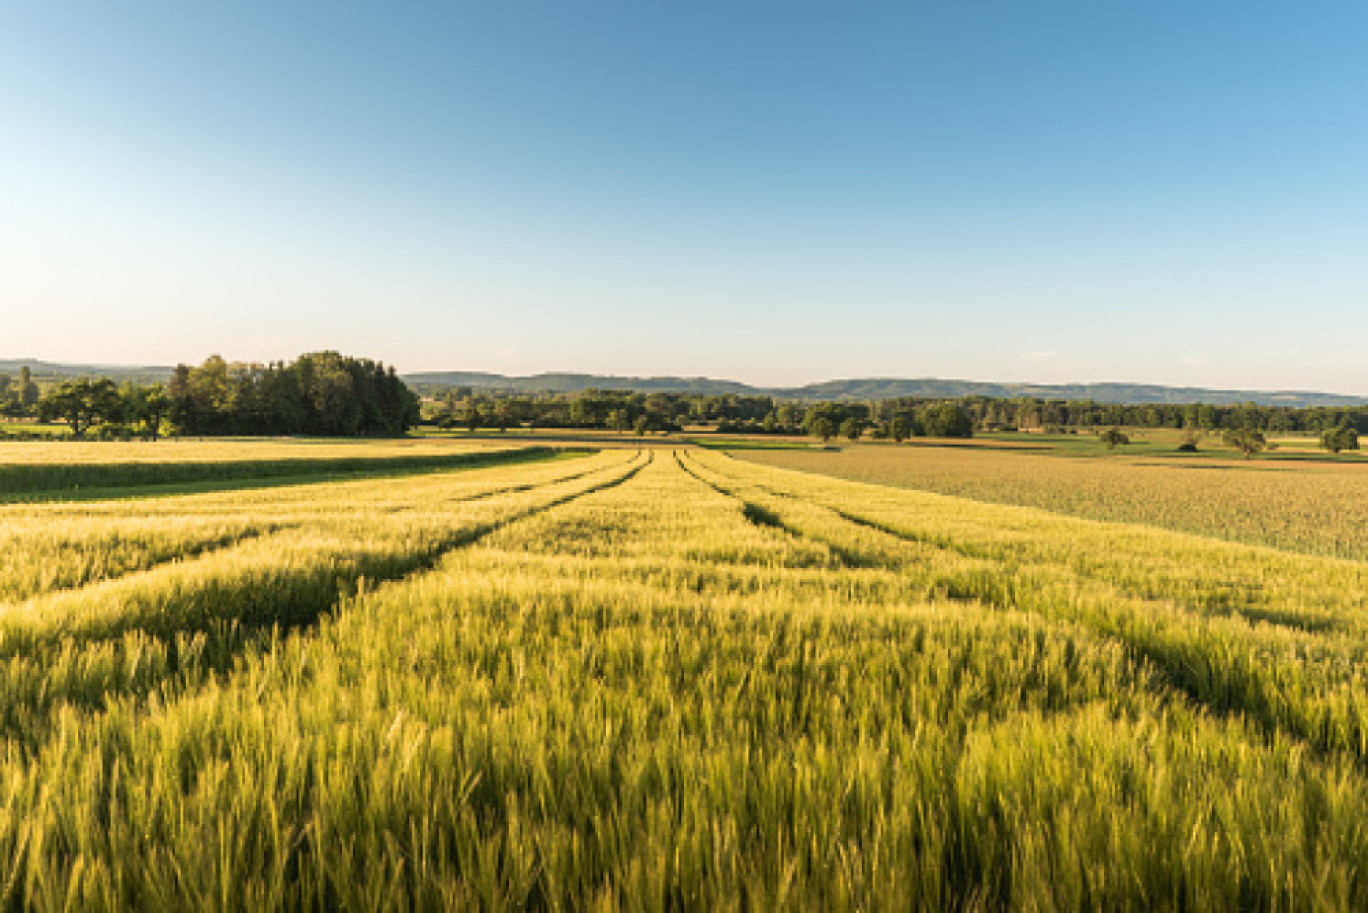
[1,2,1365,392]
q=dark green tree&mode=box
[1099,427,1129,450]
[38,379,123,438]
[1321,425,1359,454]
[803,403,846,441]
[120,384,171,440]
[19,366,39,411]
[1224,427,1267,459]
[921,403,973,438]
[463,402,482,432]
[607,409,631,433]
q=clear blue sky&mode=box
[2,2,1365,391]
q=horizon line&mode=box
[4,356,1365,401]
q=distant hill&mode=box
[783,378,1367,407]
[406,371,1366,408]
[5,360,1362,408]
[0,359,173,385]
[404,372,758,396]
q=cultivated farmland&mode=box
[2,442,1368,909]
[0,439,552,499]
[738,442,1368,561]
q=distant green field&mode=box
[687,436,814,451]
[973,427,1362,461]
[0,421,70,438]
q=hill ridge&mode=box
[405,370,1366,408]
[4,360,1362,408]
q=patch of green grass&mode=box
[686,436,814,451]
[0,421,70,438]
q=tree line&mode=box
[8,362,1365,447]
[424,390,981,440]
[425,390,775,435]
[952,397,1368,435]
[422,388,1368,439]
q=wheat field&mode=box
[2,443,1367,909]
[738,442,1368,561]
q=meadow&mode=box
[737,441,1368,561]
[2,441,1368,908]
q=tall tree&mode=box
[38,379,123,438]
[1223,427,1267,459]
[1100,427,1130,450]
[1321,425,1359,454]
[19,366,39,410]
[889,416,913,443]
[921,403,974,438]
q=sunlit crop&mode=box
[738,442,1368,559]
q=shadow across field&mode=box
[0,446,584,503]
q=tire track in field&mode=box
[0,523,296,605]
[681,450,1017,598]
[696,450,1346,638]
[672,451,871,570]
[0,454,597,605]
[445,456,612,505]
[822,504,1346,636]
[0,452,650,752]
[688,450,1368,768]
[1,449,649,659]
[0,445,564,504]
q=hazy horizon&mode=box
[4,4,1365,393]
[5,353,1366,399]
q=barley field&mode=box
[737,443,1368,561]
[3,443,1368,909]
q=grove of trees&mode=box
[168,352,418,436]
[419,388,1368,442]
[6,352,417,439]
